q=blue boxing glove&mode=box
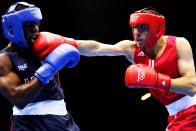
[34,44,80,84]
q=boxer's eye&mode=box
[23,21,39,28]
[132,24,149,32]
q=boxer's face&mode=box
[132,24,149,49]
[23,21,40,48]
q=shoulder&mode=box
[176,37,190,45]
[175,37,192,52]
[175,37,193,59]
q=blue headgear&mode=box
[2,2,42,48]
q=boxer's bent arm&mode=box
[76,40,135,57]
[170,37,196,96]
[0,54,42,109]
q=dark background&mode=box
[0,0,194,131]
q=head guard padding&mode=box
[2,2,42,48]
[129,11,165,48]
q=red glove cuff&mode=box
[157,73,171,90]
[63,37,77,48]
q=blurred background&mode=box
[0,0,194,131]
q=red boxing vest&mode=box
[134,36,184,105]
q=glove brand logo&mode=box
[137,67,145,82]
[18,63,28,71]
[54,48,67,54]
[162,81,166,86]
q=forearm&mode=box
[54,72,61,87]
[15,78,42,108]
[170,77,196,96]
[76,40,102,56]
[2,77,42,109]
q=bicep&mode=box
[0,72,22,94]
[170,38,196,96]
[176,38,195,78]
[0,54,22,99]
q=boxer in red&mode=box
[76,8,196,131]
[32,7,196,130]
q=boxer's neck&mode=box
[144,36,167,60]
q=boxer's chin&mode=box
[136,41,145,50]
[27,35,38,48]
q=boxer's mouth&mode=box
[31,34,39,43]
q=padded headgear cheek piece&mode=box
[129,11,165,48]
[2,2,42,48]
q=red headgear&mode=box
[129,11,165,48]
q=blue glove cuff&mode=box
[34,63,54,84]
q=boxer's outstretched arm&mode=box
[76,40,135,57]
[170,37,196,96]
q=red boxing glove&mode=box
[125,64,171,90]
[33,32,77,60]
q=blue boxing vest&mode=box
[0,46,64,103]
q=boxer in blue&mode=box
[0,2,80,131]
